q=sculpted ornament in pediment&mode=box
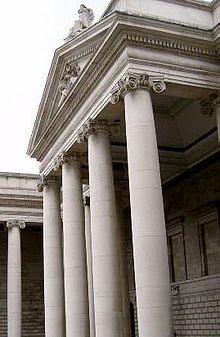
[58,61,81,105]
[65,4,95,42]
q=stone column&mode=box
[111,73,171,337]
[77,120,123,337]
[115,185,131,337]
[7,219,25,337]
[56,152,89,337]
[84,196,95,337]
[37,176,65,337]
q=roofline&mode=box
[102,0,220,18]
[0,172,40,178]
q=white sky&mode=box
[0,0,213,174]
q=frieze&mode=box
[110,72,166,104]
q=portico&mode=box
[27,0,220,337]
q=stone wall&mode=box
[171,276,220,336]
[163,158,220,336]
[0,227,44,337]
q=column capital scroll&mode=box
[77,119,120,144]
[200,92,220,117]
[53,151,84,171]
[110,72,166,104]
[37,175,57,192]
[6,219,26,230]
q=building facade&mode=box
[3,0,219,337]
[0,173,44,337]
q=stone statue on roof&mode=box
[78,4,94,28]
[65,4,95,42]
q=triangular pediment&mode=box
[27,17,115,157]
[28,0,219,161]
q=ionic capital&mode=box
[77,119,120,144]
[53,151,83,171]
[37,175,57,192]
[200,92,220,117]
[110,72,166,104]
[6,220,26,230]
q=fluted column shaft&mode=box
[88,127,123,337]
[124,88,171,337]
[7,220,25,337]
[42,178,65,337]
[84,197,95,337]
[61,154,89,337]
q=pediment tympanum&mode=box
[27,9,114,159]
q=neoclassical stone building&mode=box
[0,173,43,336]
[28,0,220,336]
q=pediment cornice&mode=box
[28,11,220,162]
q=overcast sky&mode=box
[0,0,109,174]
[0,0,213,174]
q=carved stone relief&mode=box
[58,61,80,105]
